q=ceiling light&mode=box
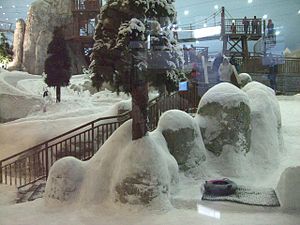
[298,10,300,14]
[275,31,280,35]
[214,5,219,10]
[2,12,5,15]
[184,10,189,16]
[203,23,207,28]
[248,0,253,3]
[12,5,15,8]
[263,14,268,19]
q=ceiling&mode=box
[0,0,299,50]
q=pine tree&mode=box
[90,0,183,140]
[44,27,71,102]
[0,32,12,65]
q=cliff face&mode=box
[8,19,26,71]
[18,0,88,75]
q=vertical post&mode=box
[263,20,266,54]
[45,143,49,179]
[0,161,2,184]
[221,7,227,55]
[221,7,225,36]
[91,122,95,155]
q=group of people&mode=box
[242,16,260,34]
[230,16,274,36]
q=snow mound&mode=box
[45,120,179,208]
[243,81,283,172]
[44,157,85,203]
[238,73,252,87]
[158,110,206,171]
[0,93,43,122]
[196,83,251,157]
[276,166,300,210]
[198,82,250,109]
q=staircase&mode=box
[0,89,199,188]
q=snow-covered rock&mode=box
[44,157,85,203]
[238,73,252,88]
[243,81,283,170]
[158,110,206,171]
[276,166,300,210]
[196,82,251,156]
[45,120,179,208]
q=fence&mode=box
[236,56,300,75]
[0,90,199,188]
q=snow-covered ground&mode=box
[0,69,299,225]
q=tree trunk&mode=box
[131,82,148,140]
[56,85,61,102]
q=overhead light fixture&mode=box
[263,14,268,19]
[12,5,15,8]
[275,31,280,35]
[298,10,300,14]
[248,0,253,3]
[184,10,189,16]
[214,5,219,10]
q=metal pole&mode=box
[0,161,2,184]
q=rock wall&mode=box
[8,19,26,71]
[12,0,88,75]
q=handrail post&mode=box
[0,161,2,184]
[45,143,49,179]
[91,122,95,155]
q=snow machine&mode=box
[204,178,237,196]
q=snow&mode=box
[0,70,300,224]
[276,166,300,210]
[198,82,250,108]
[157,109,194,131]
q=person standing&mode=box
[218,57,233,82]
[230,22,237,34]
[267,19,274,38]
[183,44,189,65]
[212,53,223,82]
[252,16,258,34]
[242,16,249,34]
[268,53,277,92]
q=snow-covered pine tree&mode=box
[44,27,71,103]
[90,0,183,139]
[0,33,13,65]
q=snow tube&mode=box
[204,178,237,196]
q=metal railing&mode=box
[0,90,199,188]
[239,56,300,75]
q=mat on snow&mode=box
[202,185,280,207]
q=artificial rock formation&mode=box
[243,81,283,169]
[238,73,252,88]
[158,110,206,171]
[10,0,88,75]
[8,19,26,71]
[45,120,179,208]
[197,82,251,156]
